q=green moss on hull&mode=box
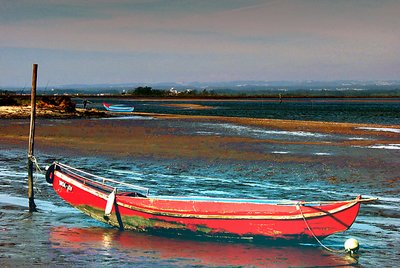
[73,204,314,243]
[77,205,189,233]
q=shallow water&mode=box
[85,98,400,125]
[1,114,399,267]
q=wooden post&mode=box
[28,64,38,212]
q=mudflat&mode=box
[1,111,399,162]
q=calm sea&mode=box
[1,99,399,267]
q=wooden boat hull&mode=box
[48,163,369,242]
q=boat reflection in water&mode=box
[49,226,357,267]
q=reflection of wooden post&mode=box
[28,64,38,212]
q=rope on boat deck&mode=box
[297,202,344,254]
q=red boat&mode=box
[46,162,376,243]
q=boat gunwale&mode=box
[54,170,362,220]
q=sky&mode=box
[1,0,399,87]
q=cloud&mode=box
[0,0,109,24]
[1,0,399,85]
[0,0,266,24]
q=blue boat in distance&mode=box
[103,102,134,112]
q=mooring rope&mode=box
[28,154,44,194]
[280,197,377,205]
[297,202,344,254]
[28,155,43,174]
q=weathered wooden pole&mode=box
[28,63,38,212]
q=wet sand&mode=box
[1,111,399,162]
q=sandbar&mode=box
[1,110,399,163]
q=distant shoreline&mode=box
[1,94,400,119]
[94,96,400,102]
[64,95,400,100]
[2,93,400,100]
[76,95,400,104]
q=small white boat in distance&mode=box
[103,102,134,112]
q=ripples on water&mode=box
[1,114,399,267]
[85,98,400,125]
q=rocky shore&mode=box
[0,106,108,119]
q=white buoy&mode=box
[344,238,359,254]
